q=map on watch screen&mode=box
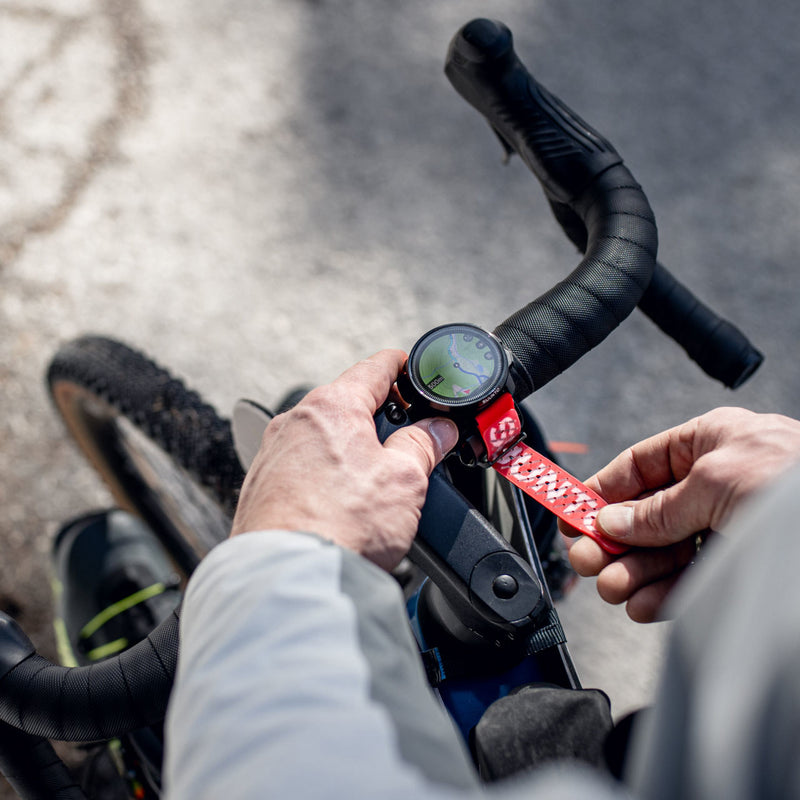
[417,330,500,399]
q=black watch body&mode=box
[398,323,515,430]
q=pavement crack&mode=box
[0,0,151,270]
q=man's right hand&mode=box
[562,407,800,622]
[230,350,459,572]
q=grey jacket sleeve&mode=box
[627,463,800,800]
[163,531,624,800]
[164,465,800,800]
[163,531,478,799]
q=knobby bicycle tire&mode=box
[47,336,245,575]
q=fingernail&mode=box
[596,504,634,540]
[428,418,459,456]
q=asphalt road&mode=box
[2,0,799,792]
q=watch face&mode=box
[408,324,508,408]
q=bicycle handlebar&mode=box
[639,264,763,388]
[0,610,178,742]
[0,18,764,779]
[0,722,86,800]
[545,187,763,388]
[446,19,657,398]
[447,18,762,394]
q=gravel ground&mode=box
[1,0,799,794]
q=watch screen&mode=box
[409,324,506,407]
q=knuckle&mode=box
[395,453,429,490]
[302,384,344,410]
[290,385,354,429]
[398,426,438,475]
[597,566,631,605]
[692,453,734,494]
[567,536,608,577]
[637,492,669,538]
[703,406,751,428]
[283,398,324,430]
[626,596,657,624]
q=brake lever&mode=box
[231,399,274,471]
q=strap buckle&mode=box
[475,392,525,463]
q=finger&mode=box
[568,534,616,576]
[596,538,696,605]
[590,423,695,503]
[383,418,459,476]
[557,476,663,542]
[558,517,589,540]
[625,575,682,623]
[334,350,408,414]
[595,474,718,548]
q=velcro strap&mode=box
[420,648,447,687]
[525,608,567,654]
[477,394,627,555]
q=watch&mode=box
[400,322,514,417]
[399,322,626,555]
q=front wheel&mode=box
[47,336,244,575]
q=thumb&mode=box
[383,418,459,475]
[597,479,713,548]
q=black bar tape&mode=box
[446,19,624,205]
[446,20,657,397]
[447,19,761,391]
[0,721,87,800]
[639,263,763,388]
[0,611,179,742]
[495,166,656,396]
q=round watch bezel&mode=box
[406,323,510,411]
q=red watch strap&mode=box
[476,394,628,555]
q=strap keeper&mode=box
[420,647,446,686]
[525,608,567,654]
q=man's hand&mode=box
[561,408,800,622]
[230,350,459,571]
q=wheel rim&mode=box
[52,380,231,575]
